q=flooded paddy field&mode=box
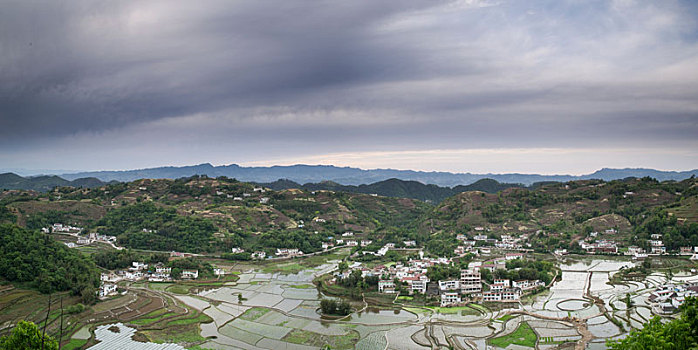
[70,255,694,350]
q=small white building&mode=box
[252,251,266,259]
[132,262,148,270]
[181,270,199,279]
[99,284,118,298]
[276,248,303,257]
[378,280,396,293]
[440,292,462,307]
[439,280,460,291]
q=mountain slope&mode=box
[0,173,110,192]
[60,164,698,186]
[260,178,521,203]
[2,175,697,257]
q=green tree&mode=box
[0,320,59,350]
[608,297,698,349]
[338,261,348,274]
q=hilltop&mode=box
[0,175,696,257]
[0,172,111,192]
[57,164,698,186]
[259,177,522,203]
[0,176,430,254]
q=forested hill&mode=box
[0,175,696,258]
[0,224,99,301]
[0,172,110,192]
[259,178,522,203]
[59,163,698,186]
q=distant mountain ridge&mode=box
[0,173,111,192]
[259,178,522,203]
[59,164,698,187]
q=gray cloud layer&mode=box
[0,0,697,171]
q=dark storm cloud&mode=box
[0,0,450,136]
[0,0,697,172]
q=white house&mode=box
[276,248,303,257]
[378,280,396,293]
[181,270,199,279]
[460,269,482,294]
[132,262,148,270]
[99,284,118,298]
[440,292,462,307]
[252,251,266,259]
[439,280,460,291]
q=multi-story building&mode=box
[438,280,460,291]
[378,280,396,293]
[440,292,462,307]
[460,269,482,294]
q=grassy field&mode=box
[129,308,176,325]
[239,307,270,321]
[262,262,305,274]
[426,305,480,316]
[141,323,206,344]
[496,314,515,322]
[166,312,212,327]
[489,321,537,348]
[61,338,89,350]
[166,284,191,294]
[282,329,360,350]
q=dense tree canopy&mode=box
[493,259,555,284]
[0,321,58,350]
[96,202,217,252]
[0,206,15,224]
[0,224,99,297]
[607,297,698,349]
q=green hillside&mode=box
[0,175,696,257]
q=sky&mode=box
[1,0,697,175]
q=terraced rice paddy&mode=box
[108,257,695,349]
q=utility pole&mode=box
[58,296,64,349]
[41,293,52,350]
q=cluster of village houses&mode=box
[568,230,698,260]
[336,252,545,308]
[44,223,119,249]
[43,223,82,234]
[649,281,698,314]
[98,259,216,299]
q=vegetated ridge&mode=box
[0,175,696,259]
[57,163,698,186]
[0,172,111,192]
[259,177,522,203]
